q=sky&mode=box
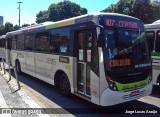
[0,0,119,26]
[0,0,159,26]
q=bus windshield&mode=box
[103,29,151,74]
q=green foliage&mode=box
[102,0,160,24]
[36,10,49,23]
[21,24,30,27]
[13,25,20,30]
[0,25,5,36]
[0,22,21,36]
[4,22,14,33]
[36,0,87,23]
[151,1,160,22]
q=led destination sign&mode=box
[105,19,139,29]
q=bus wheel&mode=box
[59,74,71,96]
[16,60,21,74]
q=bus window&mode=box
[25,34,35,51]
[78,32,84,61]
[0,39,5,48]
[35,31,49,52]
[50,27,70,54]
[86,32,92,62]
[118,30,132,52]
[12,35,17,50]
[16,34,25,50]
[146,31,155,52]
[155,31,160,52]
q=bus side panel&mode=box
[152,69,160,85]
[152,56,160,85]
[98,48,109,105]
[0,48,6,59]
[35,53,55,85]
[25,52,36,77]
[10,50,17,67]
[34,53,74,93]
[90,70,100,105]
[6,49,10,63]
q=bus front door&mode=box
[76,30,93,97]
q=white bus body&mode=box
[5,13,152,106]
[145,23,160,86]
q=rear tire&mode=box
[59,74,71,96]
[16,60,22,74]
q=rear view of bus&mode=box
[98,14,152,106]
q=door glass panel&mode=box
[86,31,92,62]
[78,33,84,61]
[86,65,90,95]
[155,31,160,52]
[77,63,84,92]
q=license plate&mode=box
[131,90,140,96]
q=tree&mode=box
[21,24,30,27]
[0,25,5,35]
[4,22,14,33]
[151,1,160,22]
[0,22,21,35]
[36,0,87,23]
[36,10,49,23]
[102,0,159,24]
[131,0,153,23]
[13,25,20,30]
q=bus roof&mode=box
[6,12,140,35]
[0,35,6,39]
[145,23,160,29]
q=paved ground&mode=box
[0,68,52,117]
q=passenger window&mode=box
[25,34,35,51]
[146,31,155,52]
[50,27,70,54]
[12,35,17,50]
[35,31,49,52]
[17,34,25,50]
[155,31,160,52]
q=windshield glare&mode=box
[104,29,150,71]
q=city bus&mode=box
[145,23,160,87]
[5,13,152,106]
[0,35,6,60]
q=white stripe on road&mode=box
[138,95,160,108]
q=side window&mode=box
[50,27,70,54]
[16,34,25,50]
[155,31,160,52]
[146,31,155,52]
[0,39,5,48]
[86,31,93,62]
[78,32,84,61]
[35,31,49,52]
[6,36,12,50]
[12,35,17,50]
[25,34,35,51]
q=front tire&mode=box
[59,74,71,96]
[16,60,22,74]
